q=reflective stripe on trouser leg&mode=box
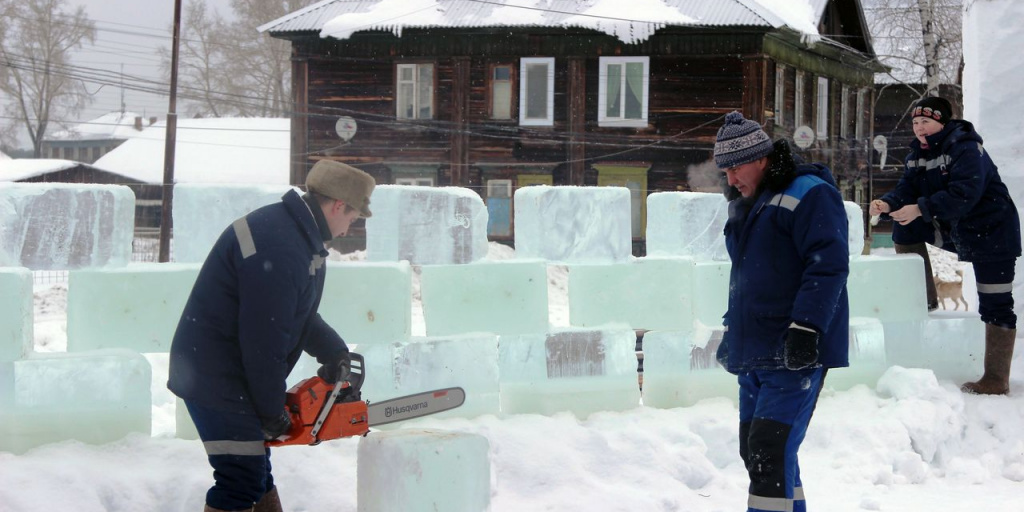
[973,259,1016,329]
[738,368,825,512]
[184,400,274,511]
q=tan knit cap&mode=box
[305,160,375,217]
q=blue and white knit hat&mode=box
[713,111,774,169]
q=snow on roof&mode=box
[0,159,78,182]
[260,0,821,45]
[45,111,150,142]
[92,117,290,185]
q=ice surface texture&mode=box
[514,185,632,263]
[0,268,32,362]
[0,183,134,270]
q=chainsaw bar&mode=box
[367,387,466,427]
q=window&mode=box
[795,71,805,126]
[840,85,850,139]
[487,179,512,199]
[855,88,867,141]
[519,57,554,126]
[598,56,649,127]
[396,63,434,119]
[816,76,829,139]
[774,64,785,126]
[491,64,514,120]
[395,177,435,187]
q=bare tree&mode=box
[865,0,962,98]
[0,0,96,157]
[168,0,316,118]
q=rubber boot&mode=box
[253,487,283,512]
[961,323,1016,395]
[894,243,938,311]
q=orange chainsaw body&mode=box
[266,376,369,447]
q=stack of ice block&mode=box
[0,183,135,269]
[514,185,632,263]
[420,259,548,336]
[358,429,491,512]
[499,325,640,416]
[845,201,866,256]
[640,328,736,408]
[645,191,729,260]
[568,257,695,331]
[172,183,295,263]
[66,263,201,352]
[365,185,489,265]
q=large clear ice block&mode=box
[513,185,632,263]
[0,267,32,362]
[172,183,295,263]
[692,261,730,329]
[0,183,134,269]
[825,317,889,390]
[365,185,489,265]
[845,201,865,256]
[420,260,548,336]
[640,329,737,408]
[0,350,152,454]
[645,191,729,260]
[499,326,640,416]
[357,429,491,512]
[568,257,695,332]
[66,263,200,352]
[848,255,928,322]
[321,261,412,345]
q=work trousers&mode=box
[738,368,826,512]
[185,400,275,511]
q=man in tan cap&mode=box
[168,160,375,512]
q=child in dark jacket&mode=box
[869,96,1021,395]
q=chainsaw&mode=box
[266,353,465,447]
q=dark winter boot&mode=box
[961,323,1016,395]
[894,243,938,311]
[203,506,252,512]
[253,487,283,512]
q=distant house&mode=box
[93,117,290,228]
[0,158,138,190]
[261,0,884,250]
[42,111,156,164]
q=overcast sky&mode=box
[63,0,236,130]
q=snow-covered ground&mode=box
[3,245,1023,512]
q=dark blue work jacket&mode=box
[882,120,1020,262]
[718,162,850,374]
[168,190,348,421]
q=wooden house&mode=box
[262,0,884,251]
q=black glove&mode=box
[317,352,352,384]
[784,323,819,370]
[261,411,293,441]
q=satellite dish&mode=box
[793,125,815,149]
[874,135,888,168]
[335,116,357,142]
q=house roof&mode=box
[45,111,149,142]
[92,117,290,185]
[259,0,824,44]
[0,159,80,182]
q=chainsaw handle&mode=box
[345,352,364,396]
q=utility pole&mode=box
[159,0,182,262]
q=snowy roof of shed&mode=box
[45,111,148,142]
[259,0,824,44]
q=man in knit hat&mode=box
[169,160,376,512]
[714,111,849,512]
[870,95,1021,396]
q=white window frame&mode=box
[396,63,434,120]
[774,64,785,125]
[816,76,829,139]
[795,70,805,127]
[855,88,867,141]
[598,56,650,127]
[519,57,555,126]
[395,177,435,187]
[840,85,850,139]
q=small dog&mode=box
[934,269,968,311]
